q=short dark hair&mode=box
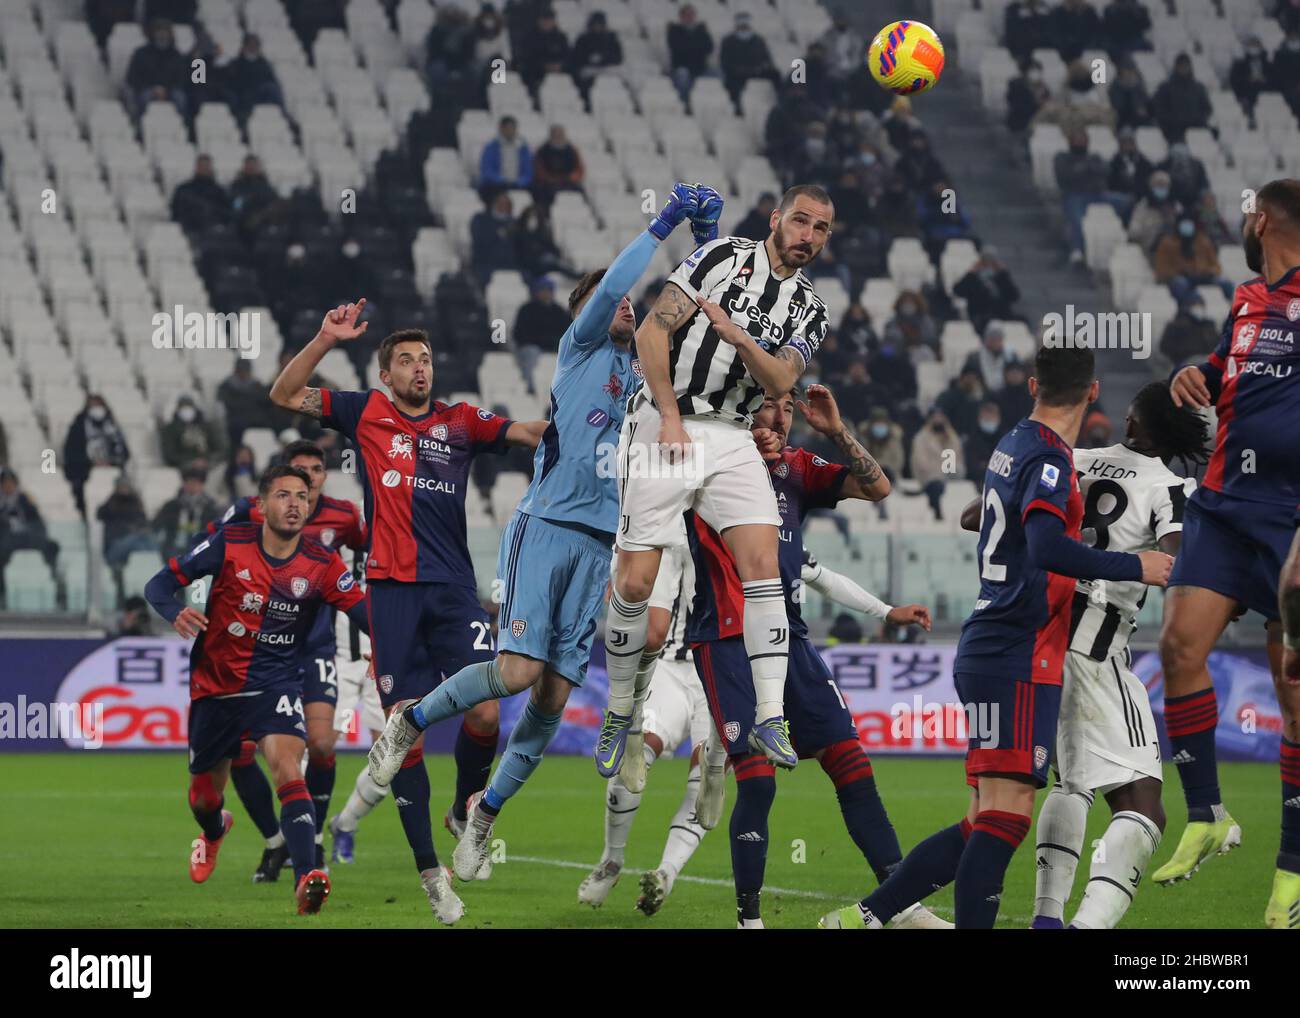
[258,464,311,496]
[569,270,606,315]
[378,329,432,371]
[1257,178,1300,226]
[778,184,834,216]
[1032,344,1095,407]
[282,439,325,466]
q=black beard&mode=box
[1244,230,1263,274]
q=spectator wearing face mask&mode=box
[64,395,131,516]
[1274,29,1300,118]
[1107,126,1154,200]
[862,408,905,483]
[668,4,714,101]
[835,361,892,424]
[1160,299,1220,368]
[1101,0,1153,55]
[1054,127,1133,263]
[330,238,379,307]
[953,250,1022,335]
[225,444,258,499]
[838,302,878,355]
[154,465,220,562]
[1154,216,1232,304]
[917,177,978,263]
[1080,409,1113,449]
[867,331,918,404]
[221,33,283,121]
[719,11,778,104]
[216,360,270,449]
[97,475,157,605]
[997,360,1034,424]
[963,324,1020,394]
[1108,61,1153,129]
[937,366,985,438]
[1007,59,1050,138]
[1004,0,1054,63]
[1128,170,1181,252]
[910,409,964,521]
[0,467,62,608]
[1231,36,1276,113]
[471,191,521,287]
[161,395,225,469]
[1051,0,1102,63]
[1151,53,1211,143]
[127,18,191,118]
[883,291,939,360]
[964,400,1005,481]
[1193,191,1233,248]
[1033,60,1117,135]
[895,133,947,195]
[1156,142,1210,208]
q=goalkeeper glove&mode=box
[691,184,724,245]
[648,182,699,241]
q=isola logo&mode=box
[587,408,609,427]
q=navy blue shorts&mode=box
[953,671,1061,789]
[694,635,857,759]
[1168,488,1295,622]
[299,654,338,706]
[188,683,304,775]
[367,579,494,709]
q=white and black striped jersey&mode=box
[658,538,696,664]
[633,236,829,426]
[1068,444,1195,661]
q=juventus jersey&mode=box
[634,236,829,425]
[1069,444,1194,660]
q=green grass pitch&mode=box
[0,753,1281,928]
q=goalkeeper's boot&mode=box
[748,716,797,770]
[577,859,622,908]
[367,699,421,786]
[1264,868,1300,929]
[594,709,633,778]
[190,810,233,884]
[451,790,495,882]
[1151,813,1241,885]
[818,903,884,929]
[253,840,289,882]
[295,869,330,915]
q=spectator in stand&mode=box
[170,154,230,232]
[800,42,838,111]
[1080,409,1113,449]
[515,203,574,280]
[513,276,570,393]
[852,139,889,196]
[873,172,920,238]
[867,332,918,404]
[519,6,571,92]
[117,595,154,636]
[571,12,622,97]
[997,361,1034,423]
[911,408,964,521]
[1151,53,1211,142]
[1280,0,1300,34]
[668,4,714,102]
[1054,127,1133,264]
[221,33,283,121]
[479,116,534,196]
[829,613,866,644]
[426,3,478,91]
[1109,61,1153,129]
[813,331,855,380]
[835,360,892,424]
[216,359,270,449]
[1231,36,1276,114]
[328,238,380,309]
[1128,169,1181,252]
[838,302,878,354]
[1004,0,1054,63]
[1160,297,1220,368]
[86,0,137,46]
[532,125,585,201]
[474,4,509,70]
[1052,0,1102,63]
[127,19,191,118]
[895,132,946,194]
[819,12,865,100]
[1033,61,1117,134]
[788,120,839,185]
[881,94,922,152]
[735,192,777,242]
[0,467,61,608]
[883,290,939,361]
[1007,59,1051,139]
[224,444,258,500]
[471,191,521,287]
[1275,29,1300,118]
[964,400,1004,482]
[954,249,1021,334]
[285,0,346,46]
[229,154,283,238]
[719,11,777,104]
[863,408,905,486]
[937,366,985,438]
[964,324,1019,393]
[154,465,219,563]
[1193,190,1233,248]
[1154,215,1232,304]
[64,395,130,517]
[1107,126,1153,203]
[1157,141,1210,208]
[160,395,225,469]
[1101,0,1153,56]
[764,89,822,176]
[98,476,156,604]
[917,175,978,263]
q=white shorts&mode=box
[642,654,711,758]
[646,534,692,611]
[1055,650,1162,795]
[615,398,780,552]
[334,657,385,736]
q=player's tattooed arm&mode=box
[831,423,890,501]
[298,387,322,418]
[271,301,366,413]
[649,282,696,333]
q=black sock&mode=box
[863,819,969,924]
[821,742,902,883]
[731,756,776,908]
[306,753,336,829]
[1281,738,1300,872]
[389,750,439,873]
[1165,689,1221,822]
[954,811,1029,929]
[229,742,281,839]
[453,720,498,822]
[276,779,317,884]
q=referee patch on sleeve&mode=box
[1039,463,1060,490]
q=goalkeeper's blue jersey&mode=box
[515,229,660,536]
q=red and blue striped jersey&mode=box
[321,390,513,584]
[956,419,1084,684]
[1198,267,1300,508]
[168,524,365,699]
[686,446,848,643]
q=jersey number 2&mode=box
[980,489,1007,582]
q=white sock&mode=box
[265,831,285,849]
[1072,810,1162,929]
[705,729,727,769]
[660,764,706,887]
[605,591,649,714]
[1033,784,1092,921]
[602,758,649,866]
[742,578,788,722]
[335,767,389,833]
[630,649,659,731]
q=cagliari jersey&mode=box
[1068,444,1194,661]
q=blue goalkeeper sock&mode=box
[954,810,1030,929]
[409,658,509,730]
[862,818,970,924]
[482,700,562,812]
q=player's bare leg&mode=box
[305,703,339,871]
[621,607,670,793]
[1153,586,1242,884]
[263,732,330,914]
[188,760,233,883]
[720,523,795,768]
[1266,601,1300,926]
[599,547,664,777]
[1067,778,1165,929]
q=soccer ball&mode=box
[867,20,945,95]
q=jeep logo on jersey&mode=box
[511,619,527,639]
[586,408,608,427]
[1289,298,1300,322]
[291,576,309,598]
[378,674,393,694]
[724,721,741,744]
[319,527,335,546]
[773,462,789,478]
[381,469,402,487]
[389,433,413,459]
[227,621,246,637]
[336,571,355,592]
[430,423,448,440]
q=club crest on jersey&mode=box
[631,360,643,379]
[378,674,393,694]
[319,527,336,546]
[238,592,264,614]
[1039,463,1060,490]
[388,433,413,459]
[724,721,741,744]
[429,423,448,441]
[336,571,355,592]
[773,462,789,478]
[1233,321,1257,354]
[477,408,494,421]
[1289,299,1300,322]
[511,619,527,639]
[290,576,309,599]
[1034,745,1048,771]
[811,455,828,466]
